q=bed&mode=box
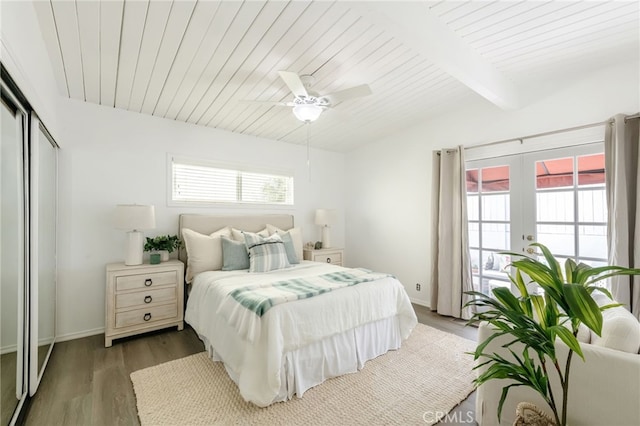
[180,214,417,407]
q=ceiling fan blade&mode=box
[239,100,294,107]
[324,84,372,104]
[278,71,308,98]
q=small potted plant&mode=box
[144,235,181,262]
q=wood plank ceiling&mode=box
[33,1,639,152]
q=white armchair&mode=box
[475,322,640,425]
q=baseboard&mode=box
[410,298,430,309]
[55,327,104,343]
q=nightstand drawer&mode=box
[116,270,176,292]
[313,252,342,264]
[115,303,178,328]
[115,286,177,309]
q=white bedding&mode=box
[185,261,417,406]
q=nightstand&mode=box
[105,259,184,347]
[303,247,344,266]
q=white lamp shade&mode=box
[293,104,322,122]
[315,209,334,226]
[114,204,156,231]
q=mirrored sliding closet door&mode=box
[1,79,28,425]
[30,115,58,394]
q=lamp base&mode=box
[124,231,144,266]
[322,226,331,249]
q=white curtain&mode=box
[605,114,640,319]
[430,146,474,319]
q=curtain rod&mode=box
[466,113,639,151]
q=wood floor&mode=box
[24,305,477,426]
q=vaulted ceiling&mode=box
[34,1,639,151]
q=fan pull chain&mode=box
[306,122,311,182]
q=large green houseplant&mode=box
[466,243,640,426]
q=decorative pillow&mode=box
[279,232,299,264]
[244,232,290,273]
[181,227,231,283]
[591,304,640,353]
[221,236,249,271]
[231,227,268,242]
[266,224,303,262]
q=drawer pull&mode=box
[143,313,152,321]
[144,278,153,287]
[326,257,331,263]
[144,295,152,304]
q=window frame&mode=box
[167,154,295,208]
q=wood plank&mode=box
[183,1,286,124]
[32,0,69,96]
[197,1,311,127]
[162,1,245,120]
[76,0,100,103]
[224,1,353,133]
[100,0,125,107]
[481,4,638,59]
[127,0,173,112]
[151,0,221,117]
[50,0,84,99]
[114,0,150,109]
[351,2,519,109]
[140,0,198,115]
[242,6,367,137]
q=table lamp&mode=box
[315,209,334,249]
[114,204,156,265]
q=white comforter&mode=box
[185,261,417,406]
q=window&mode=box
[170,156,294,206]
[465,143,606,296]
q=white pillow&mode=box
[231,227,268,242]
[181,227,231,283]
[591,305,640,353]
[266,224,303,262]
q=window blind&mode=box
[171,158,294,206]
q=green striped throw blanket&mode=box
[229,268,393,317]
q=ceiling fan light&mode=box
[293,104,322,122]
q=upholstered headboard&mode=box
[177,214,294,264]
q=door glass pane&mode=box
[467,195,479,221]
[537,192,574,222]
[536,157,573,189]
[470,249,480,275]
[578,225,607,259]
[468,222,479,247]
[466,169,479,193]
[578,153,605,186]
[578,189,607,222]
[482,194,509,221]
[481,165,509,192]
[537,224,575,256]
[482,223,510,250]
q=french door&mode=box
[466,143,606,295]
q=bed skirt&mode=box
[201,316,402,405]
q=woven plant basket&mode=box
[513,402,556,426]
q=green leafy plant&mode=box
[465,243,640,426]
[143,235,182,253]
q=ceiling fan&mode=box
[246,71,372,123]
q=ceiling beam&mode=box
[350,2,519,110]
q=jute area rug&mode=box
[130,324,476,425]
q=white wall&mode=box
[344,60,640,307]
[0,0,61,138]
[56,99,345,340]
